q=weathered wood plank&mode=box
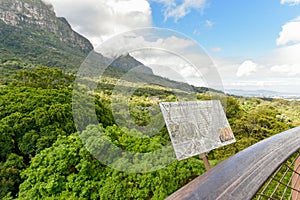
[166,127,300,200]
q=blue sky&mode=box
[46,0,300,93]
[151,0,299,57]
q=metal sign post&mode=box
[160,100,235,171]
[200,153,211,171]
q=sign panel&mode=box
[160,100,235,161]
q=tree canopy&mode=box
[0,66,297,199]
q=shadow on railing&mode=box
[166,127,300,200]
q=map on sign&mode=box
[160,100,235,161]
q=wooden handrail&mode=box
[166,127,300,200]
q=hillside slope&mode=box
[0,0,93,71]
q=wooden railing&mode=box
[166,127,300,200]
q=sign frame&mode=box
[160,100,235,163]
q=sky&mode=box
[43,0,300,94]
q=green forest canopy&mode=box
[0,65,299,199]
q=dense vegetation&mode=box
[0,62,299,199]
[0,11,298,194]
[1,0,299,197]
[0,13,92,73]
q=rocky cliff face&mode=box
[0,0,93,54]
[0,0,154,74]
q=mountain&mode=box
[0,0,93,72]
[110,54,153,74]
[0,0,218,95]
[0,0,156,75]
[0,0,92,53]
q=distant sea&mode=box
[226,89,300,100]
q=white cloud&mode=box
[213,15,300,92]
[98,34,195,58]
[96,30,218,88]
[280,0,300,5]
[211,47,222,53]
[151,0,175,6]
[131,49,209,86]
[236,60,259,77]
[193,49,300,93]
[218,41,300,92]
[270,16,300,77]
[226,80,297,87]
[271,64,300,76]
[276,16,300,46]
[43,0,152,47]
[193,30,200,36]
[205,20,214,28]
[269,43,300,74]
[152,0,207,21]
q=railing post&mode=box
[292,156,300,200]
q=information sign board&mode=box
[160,100,235,161]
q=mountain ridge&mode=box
[0,0,156,75]
[0,0,94,72]
[0,0,219,95]
[0,0,93,53]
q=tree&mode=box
[12,67,75,89]
[18,125,207,200]
[0,154,25,199]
